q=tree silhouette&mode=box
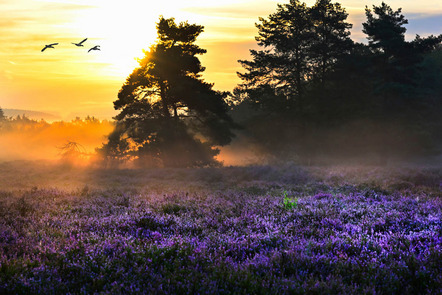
[233,0,353,161]
[0,107,5,122]
[237,0,313,116]
[236,0,352,120]
[58,141,88,164]
[310,0,353,86]
[363,2,442,116]
[363,2,407,57]
[101,17,237,167]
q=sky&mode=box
[1,0,441,120]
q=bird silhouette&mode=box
[41,43,58,52]
[72,38,87,47]
[88,45,100,53]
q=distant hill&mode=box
[2,109,61,121]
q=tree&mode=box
[418,45,442,152]
[362,2,408,114]
[236,0,352,118]
[363,2,442,115]
[237,0,313,116]
[0,107,5,121]
[233,0,354,161]
[310,0,353,86]
[362,2,442,160]
[307,0,354,125]
[363,2,407,56]
[101,17,237,167]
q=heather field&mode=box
[0,162,441,294]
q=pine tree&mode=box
[236,0,352,119]
[310,0,353,85]
[363,2,442,114]
[101,17,237,167]
[237,0,313,116]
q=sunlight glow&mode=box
[1,0,441,118]
[71,2,159,79]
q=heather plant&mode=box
[0,163,441,294]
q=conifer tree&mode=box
[101,17,237,167]
[237,0,313,116]
[310,0,353,85]
[237,0,352,119]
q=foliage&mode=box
[282,190,298,210]
[362,2,408,56]
[309,0,353,84]
[362,2,442,112]
[101,17,238,168]
[237,0,312,114]
[233,0,356,163]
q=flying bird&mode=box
[41,43,58,52]
[72,38,87,47]
[88,45,100,53]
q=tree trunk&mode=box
[159,81,170,118]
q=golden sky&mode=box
[1,0,441,119]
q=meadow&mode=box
[0,161,441,294]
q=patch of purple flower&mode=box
[0,164,441,293]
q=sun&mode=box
[71,1,168,79]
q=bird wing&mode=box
[41,46,47,52]
[79,38,87,44]
[88,48,92,52]
[50,43,59,46]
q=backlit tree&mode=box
[101,17,237,167]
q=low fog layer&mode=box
[1,116,441,167]
[0,117,114,163]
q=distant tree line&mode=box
[100,1,442,167]
[0,113,114,164]
[0,113,110,133]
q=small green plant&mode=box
[282,190,298,210]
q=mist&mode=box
[222,108,442,167]
[0,117,114,164]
